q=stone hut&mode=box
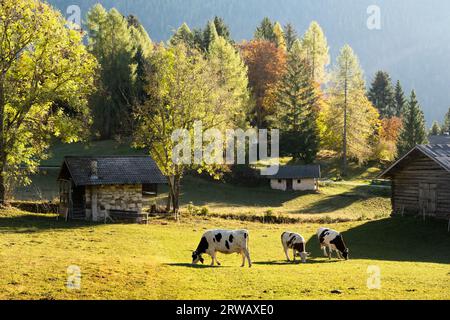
[57,156,166,222]
[269,165,321,191]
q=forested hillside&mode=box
[47,0,450,124]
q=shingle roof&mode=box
[380,144,450,177]
[270,165,321,179]
[428,135,450,145]
[58,156,167,186]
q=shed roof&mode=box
[58,156,167,186]
[269,165,321,179]
[380,144,450,178]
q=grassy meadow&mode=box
[0,209,449,300]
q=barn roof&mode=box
[58,156,167,186]
[380,144,450,178]
[270,165,321,179]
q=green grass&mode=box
[13,172,391,222]
[41,140,146,167]
[0,209,449,300]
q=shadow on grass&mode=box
[305,216,450,264]
[254,259,340,266]
[0,213,96,234]
[166,263,232,269]
[300,185,390,214]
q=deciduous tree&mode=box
[325,45,380,173]
[0,0,97,204]
[239,40,286,128]
[301,21,330,84]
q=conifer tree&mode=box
[170,23,195,48]
[442,107,450,134]
[273,22,286,51]
[430,121,441,136]
[326,45,380,174]
[283,23,298,52]
[276,44,320,163]
[213,16,233,44]
[202,21,219,52]
[394,80,407,117]
[397,90,428,155]
[368,71,396,118]
[254,17,276,42]
[301,21,330,84]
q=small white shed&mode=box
[269,165,320,191]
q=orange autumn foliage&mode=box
[239,40,286,128]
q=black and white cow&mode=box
[317,228,349,260]
[192,229,252,267]
[281,232,310,263]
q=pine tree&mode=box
[202,21,219,52]
[430,121,441,136]
[397,90,428,156]
[208,36,250,126]
[368,71,396,118]
[301,21,330,84]
[441,107,450,134]
[276,44,320,163]
[86,5,136,139]
[213,16,233,44]
[170,23,195,48]
[254,17,275,42]
[326,45,380,174]
[394,80,407,117]
[283,23,298,52]
[273,22,286,51]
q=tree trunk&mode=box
[0,167,5,206]
[165,191,171,213]
[172,175,181,220]
[342,74,348,177]
[0,78,6,205]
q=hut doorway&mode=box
[286,179,293,191]
[419,183,437,215]
[71,185,86,219]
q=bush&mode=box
[186,202,209,216]
[11,201,58,214]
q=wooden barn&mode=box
[380,144,450,220]
[57,156,166,223]
[269,165,321,191]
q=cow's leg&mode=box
[336,251,343,259]
[321,245,328,257]
[210,252,216,266]
[283,244,291,262]
[215,255,221,266]
[244,248,252,268]
[327,246,332,260]
[292,249,297,263]
[241,252,246,267]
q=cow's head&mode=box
[342,248,349,260]
[296,252,311,263]
[192,251,204,265]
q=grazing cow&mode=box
[192,229,252,267]
[317,228,349,260]
[281,232,310,263]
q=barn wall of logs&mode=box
[390,153,450,219]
